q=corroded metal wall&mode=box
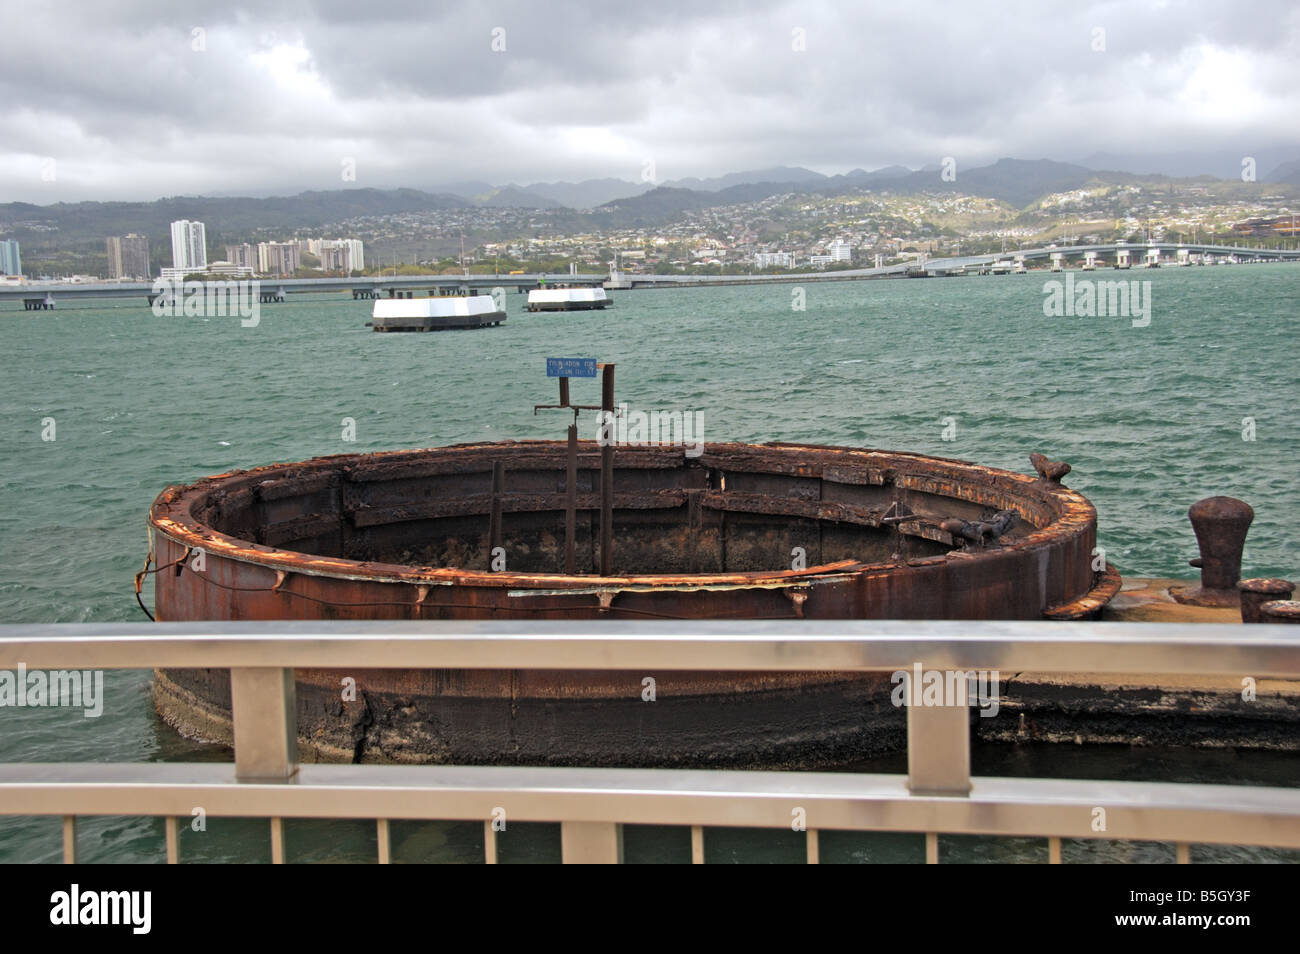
[147,441,1118,765]
[150,440,1110,621]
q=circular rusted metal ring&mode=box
[148,440,1101,599]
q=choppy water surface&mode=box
[0,265,1296,862]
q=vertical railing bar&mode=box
[1049,836,1061,864]
[926,832,939,864]
[806,829,820,865]
[165,816,179,864]
[230,667,298,782]
[270,817,285,864]
[376,818,391,865]
[1176,842,1191,864]
[691,825,704,864]
[484,820,498,864]
[907,701,971,796]
[62,815,76,864]
[561,821,623,864]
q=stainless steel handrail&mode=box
[1,620,1297,864]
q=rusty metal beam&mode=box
[566,424,577,574]
[488,461,504,556]
[599,364,615,577]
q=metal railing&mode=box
[1,619,1298,864]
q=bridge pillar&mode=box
[1177,248,1190,266]
[1146,248,1160,268]
[1115,249,1130,269]
[1083,251,1097,270]
[1050,252,1064,272]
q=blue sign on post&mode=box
[546,357,598,378]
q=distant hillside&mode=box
[836,165,913,184]
[473,185,563,209]
[9,157,1296,274]
[1265,159,1300,186]
[662,166,828,192]
[594,160,1109,226]
[881,158,1101,207]
[0,187,472,270]
[597,180,812,226]
[523,178,649,209]
[596,187,720,226]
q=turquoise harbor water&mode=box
[0,264,1297,862]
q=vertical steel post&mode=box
[231,667,298,781]
[907,702,971,796]
[599,363,615,576]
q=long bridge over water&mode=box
[3,243,1296,309]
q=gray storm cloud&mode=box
[1,0,1297,201]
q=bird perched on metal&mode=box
[1030,452,1071,484]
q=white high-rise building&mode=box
[318,238,365,272]
[257,241,301,276]
[0,239,22,277]
[170,220,208,271]
[106,234,150,279]
[828,240,852,262]
[225,243,257,272]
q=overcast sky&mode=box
[3,0,1298,203]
